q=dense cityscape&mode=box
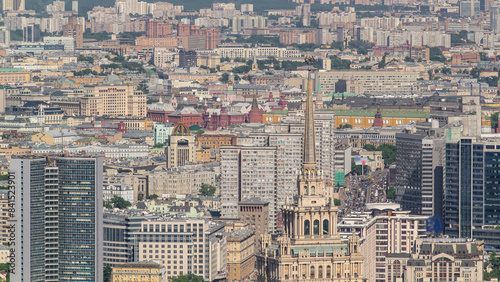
[0,0,500,281]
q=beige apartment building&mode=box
[359,209,427,282]
[316,70,417,93]
[136,218,226,281]
[226,224,256,281]
[80,85,146,117]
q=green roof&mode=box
[0,68,24,72]
[189,124,202,131]
[266,110,289,115]
[334,109,429,118]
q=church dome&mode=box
[172,122,191,136]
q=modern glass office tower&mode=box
[10,157,103,282]
[444,139,500,250]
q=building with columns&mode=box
[256,61,364,281]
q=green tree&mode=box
[108,196,132,209]
[171,273,205,282]
[138,80,149,94]
[491,112,500,130]
[333,198,341,206]
[378,54,387,68]
[104,266,112,282]
[337,124,353,129]
[219,73,229,83]
[199,184,217,196]
[387,187,396,200]
[404,56,414,62]
[470,67,481,78]
[137,193,144,201]
[429,47,445,62]
[0,174,9,181]
[485,252,500,280]
[104,200,112,209]
[146,194,159,200]
[377,144,396,166]
[441,67,451,75]
[427,69,433,80]
[363,144,377,151]
[330,55,351,70]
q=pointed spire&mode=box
[251,97,259,109]
[303,59,316,167]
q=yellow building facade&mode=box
[111,261,165,282]
[80,85,146,117]
[227,226,256,281]
[263,109,430,128]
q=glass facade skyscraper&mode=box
[10,157,103,282]
[444,139,500,250]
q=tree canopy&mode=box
[200,184,217,196]
[171,273,205,282]
[485,252,500,280]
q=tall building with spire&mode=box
[256,59,364,281]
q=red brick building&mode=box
[147,102,175,123]
[167,107,202,127]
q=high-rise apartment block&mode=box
[146,21,173,38]
[80,85,147,117]
[71,0,78,12]
[2,0,24,11]
[221,146,277,229]
[23,23,40,43]
[231,15,267,32]
[221,112,341,231]
[63,17,83,49]
[10,157,103,282]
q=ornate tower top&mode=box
[303,55,316,169]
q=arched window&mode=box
[311,186,315,194]
[326,266,331,278]
[304,220,310,235]
[323,219,329,235]
[313,219,320,235]
[310,266,315,279]
[304,186,308,195]
[318,266,323,278]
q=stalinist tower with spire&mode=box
[256,56,364,282]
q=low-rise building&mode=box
[104,184,134,202]
[387,238,485,282]
[111,261,166,282]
